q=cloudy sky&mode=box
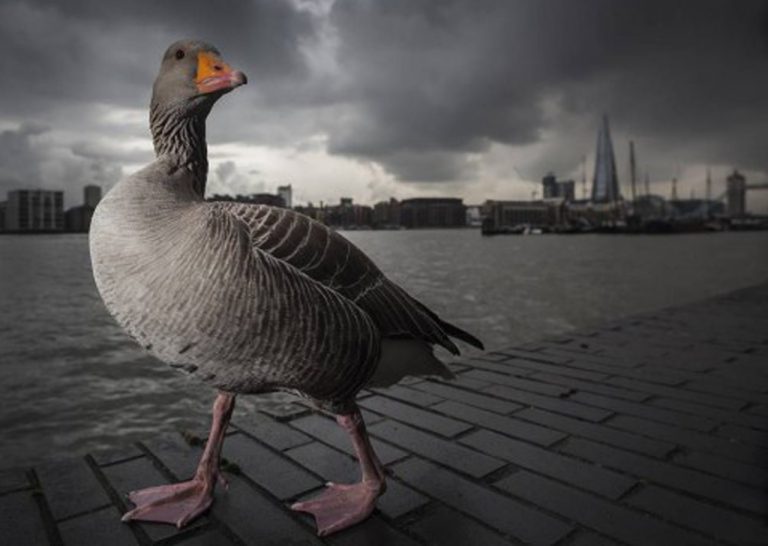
[2,0,767,211]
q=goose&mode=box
[90,40,483,536]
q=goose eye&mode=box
[175,49,185,60]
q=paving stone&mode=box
[494,357,610,382]
[406,505,515,546]
[90,445,144,467]
[746,404,768,417]
[464,369,571,397]
[528,372,651,402]
[650,397,768,430]
[58,506,139,546]
[568,391,716,431]
[0,490,51,546]
[498,349,574,365]
[475,352,515,363]
[439,373,495,391]
[662,367,767,393]
[465,357,538,377]
[485,385,613,422]
[543,339,611,355]
[606,376,745,409]
[642,351,719,372]
[0,468,29,494]
[517,408,674,458]
[496,471,716,546]
[460,430,635,499]
[608,414,768,467]
[290,414,407,465]
[285,441,428,519]
[173,528,237,545]
[717,423,768,449]
[625,485,768,544]
[325,513,422,546]
[409,381,522,414]
[369,420,505,478]
[708,369,768,391]
[432,400,567,446]
[36,458,111,521]
[561,437,766,514]
[143,433,201,479]
[258,401,311,421]
[541,346,644,368]
[234,416,313,451]
[358,396,473,437]
[372,384,443,407]
[223,433,321,500]
[211,476,321,545]
[673,450,768,487]
[566,531,621,546]
[394,458,571,545]
[101,456,203,543]
[568,359,690,386]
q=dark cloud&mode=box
[0,0,766,199]
[0,0,316,116]
[0,123,124,207]
[323,0,768,181]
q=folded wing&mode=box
[215,202,483,354]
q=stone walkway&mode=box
[2,283,768,545]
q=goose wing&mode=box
[213,202,483,354]
[205,205,381,407]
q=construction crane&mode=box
[629,141,638,204]
[513,166,539,200]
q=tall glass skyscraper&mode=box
[591,116,621,203]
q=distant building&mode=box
[633,194,667,219]
[591,115,621,203]
[294,202,322,222]
[65,205,95,232]
[542,173,575,202]
[372,198,401,228]
[399,198,466,228]
[726,170,746,217]
[64,185,102,232]
[208,193,286,208]
[84,185,102,209]
[325,198,373,228]
[5,189,64,231]
[542,173,559,199]
[483,200,563,230]
[277,184,292,209]
[557,180,575,202]
[668,199,725,219]
[0,201,6,231]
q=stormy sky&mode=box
[1,0,767,210]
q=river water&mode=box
[1,230,767,467]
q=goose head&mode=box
[151,40,247,117]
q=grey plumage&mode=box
[90,40,482,414]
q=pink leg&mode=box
[121,391,235,528]
[291,407,385,536]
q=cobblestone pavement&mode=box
[2,283,768,545]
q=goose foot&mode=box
[291,408,385,536]
[291,480,383,536]
[122,391,236,529]
[121,476,216,528]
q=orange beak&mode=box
[196,51,247,94]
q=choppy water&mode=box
[1,230,767,467]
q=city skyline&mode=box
[1,1,767,212]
